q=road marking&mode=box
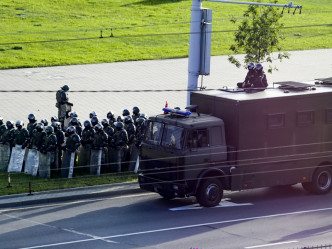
[244,240,299,248]
[19,206,332,249]
[2,213,118,244]
[0,193,155,213]
[169,200,253,211]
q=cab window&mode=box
[187,129,209,148]
[161,124,184,150]
[145,121,163,145]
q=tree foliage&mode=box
[228,1,290,73]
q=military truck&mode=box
[138,82,332,207]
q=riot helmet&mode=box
[122,109,130,117]
[114,122,124,131]
[6,121,14,129]
[107,111,114,119]
[247,62,255,70]
[15,120,24,129]
[91,116,99,126]
[140,113,147,119]
[67,126,76,135]
[51,122,59,132]
[117,116,123,122]
[45,126,54,135]
[35,123,44,132]
[51,116,58,122]
[94,123,103,132]
[255,63,263,72]
[61,85,69,91]
[70,117,79,126]
[89,111,97,119]
[41,118,48,127]
[124,116,133,124]
[83,120,91,128]
[101,119,109,128]
[0,116,3,125]
[28,113,36,123]
[136,117,145,127]
[132,106,140,115]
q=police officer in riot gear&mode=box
[61,126,80,178]
[2,121,15,148]
[78,120,95,173]
[90,123,108,174]
[51,121,65,173]
[0,117,6,143]
[132,106,140,124]
[252,63,268,89]
[124,116,137,171]
[39,126,57,178]
[107,111,116,127]
[27,114,37,138]
[238,62,255,88]
[30,123,46,151]
[111,122,128,173]
[101,119,114,172]
[13,120,29,149]
[56,85,73,128]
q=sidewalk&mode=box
[0,182,143,209]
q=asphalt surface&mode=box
[0,182,143,208]
[0,49,331,208]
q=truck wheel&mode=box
[158,192,175,200]
[302,167,332,194]
[197,178,223,207]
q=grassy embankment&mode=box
[0,0,331,69]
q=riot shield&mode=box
[39,152,51,178]
[0,144,11,171]
[61,150,75,178]
[8,145,25,173]
[90,149,102,176]
[25,149,40,176]
[128,145,139,172]
[77,145,91,174]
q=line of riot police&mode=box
[0,106,147,179]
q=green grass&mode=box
[0,0,331,69]
[0,170,138,196]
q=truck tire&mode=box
[197,178,223,207]
[302,167,332,194]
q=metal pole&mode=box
[187,0,203,106]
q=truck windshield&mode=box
[161,124,184,150]
[145,121,184,150]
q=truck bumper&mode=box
[138,174,188,198]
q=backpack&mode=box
[56,90,63,103]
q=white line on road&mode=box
[169,200,253,211]
[244,241,299,248]
[19,206,332,249]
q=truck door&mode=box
[184,129,211,180]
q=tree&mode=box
[228,1,289,73]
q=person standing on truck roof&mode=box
[252,63,268,89]
[237,62,255,88]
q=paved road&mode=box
[0,184,331,249]
[0,49,331,122]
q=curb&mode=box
[0,182,144,209]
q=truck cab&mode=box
[138,108,230,207]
